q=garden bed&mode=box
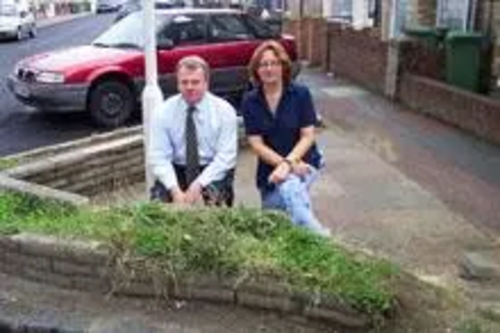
[0,191,397,330]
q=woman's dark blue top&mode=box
[241,83,322,190]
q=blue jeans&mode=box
[260,167,329,236]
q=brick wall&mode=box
[399,73,500,145]
[4,128,145,198]
[398,39,445,80]
[0,234,110,292]
[0,233,371,328]
[327,23,389,93]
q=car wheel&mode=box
[88,80,135,128]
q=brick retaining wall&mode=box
[0,234,109,292]
[399,40,445,80]
[399,73,500,145]
[9,126,143,164]
[2,127,144,198]
[0,233,370,329]
[327,23,388,93]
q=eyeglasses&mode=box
[258,60,282,69]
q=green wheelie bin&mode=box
[445,31,484,92]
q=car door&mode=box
[156,13,209,97]
[204,13,259,97]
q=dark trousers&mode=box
[150,164,235,207]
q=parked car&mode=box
[7,8,299,127]
[0,2,36,40]
[96,0,124,13]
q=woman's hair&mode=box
[248,40,292,86]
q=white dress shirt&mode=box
[148,92,238,190]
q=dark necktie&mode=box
[185,105,199,185]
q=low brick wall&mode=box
[327,23,388,93]
[399,73,500,144]
[0,233,370,329]
[0,233,109,292]
[1,127,144,199]
[399,40,445,80]
[9,126,142,164]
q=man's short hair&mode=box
[176,55,210,81]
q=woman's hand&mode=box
[292,161,310,176]
[268,160,292,184]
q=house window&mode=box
[368,0,382,27]
[390,0,409,38]
[437,0,475,30]
[329,0,353,22]
[327,0,382,27]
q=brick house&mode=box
[281,0,500,145]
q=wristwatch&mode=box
[283,157,297,167]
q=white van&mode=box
[0,1,36,40]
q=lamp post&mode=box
[142,0,163,190]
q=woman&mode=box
[241,40,330,236]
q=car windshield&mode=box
[92,11,166,49]
[244,13,278,38]
[0,5,17,16]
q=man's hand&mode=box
[171,187,187,205]
[268,161,291,184]
[185,182,203,204]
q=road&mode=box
[0,13,116,156]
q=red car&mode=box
[8,8,299,127]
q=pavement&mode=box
[3,12,500,331]
[297,70,500,283]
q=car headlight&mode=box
[36,71,65,84]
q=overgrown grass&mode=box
[0,190,397,315]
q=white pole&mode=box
[142,0,163,192]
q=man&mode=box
[148,55,238,206]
